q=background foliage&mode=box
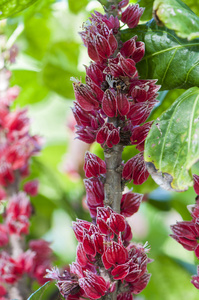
[2,0,199,299]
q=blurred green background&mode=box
[3,0,199,299]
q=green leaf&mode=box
[41,41,84,99]
[144,87,199,192]
[138,0,154,21]
[10,69,49,106]
[153,0,199,40]
[68,0,89,14]
[142,255,199,300]
[27,281,51,300]
[0,0,38,19]
[121,20,199,90]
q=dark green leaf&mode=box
[153,0,199,40]
[27,281,51,300]
[121,20,199,90]
[144,87,199,192]
[41,41,84,99]
[0,0,38,19]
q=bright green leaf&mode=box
[0,0,38,19]
[68,0,89,14]
[41,41,84,99]
[10,70,49,106]
[121,20,199,90]
[27,281,51,300]
[142,255,199,300]
[144,87,199,192]
[153,0,199,40]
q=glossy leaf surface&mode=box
[144,87,199,192]
[121,20,199,90]
[153,0,199,40]
[27,281,51,300]
[0,0,38,19]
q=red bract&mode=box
[0,252,23,284]
[127,100,158,126]
[79,271,107,299]
[131,121,153,151]
[122,152,149,185]
[121,36,145,63]
[73,82,99,112]
[170,221,199,251]
[121,192,143,217]
[103,241,128,268]
[193,174,199,195]
[96,123,120,148]
[84,177,104,217]
[0,225,9,247]
[121,4,144,28]
[84,152,106,178]
[6,192,31,235]
[24,180,39,197]
[102,89,117,117]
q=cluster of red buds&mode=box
[0,43,53,299]
[47,1,161,299]
[170,174,199,289]
[47,206,151,299]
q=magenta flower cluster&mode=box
[0,50,53,298]
[47,1,161,299]
[171,174,199,289]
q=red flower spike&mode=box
[73,82,99,112]
[121,4,144,29]
[117,92,130,116]
[104,241,128,266]
[84,152,106,178]
[102,90,117,117]
[121,192,143,217]
[106,129,120,148]
[76,243,88,267]
[79,272,107,299]
[109,213,126,234]
[193,174,199,195]
[122,152,149,185]
[83,233,96,256]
